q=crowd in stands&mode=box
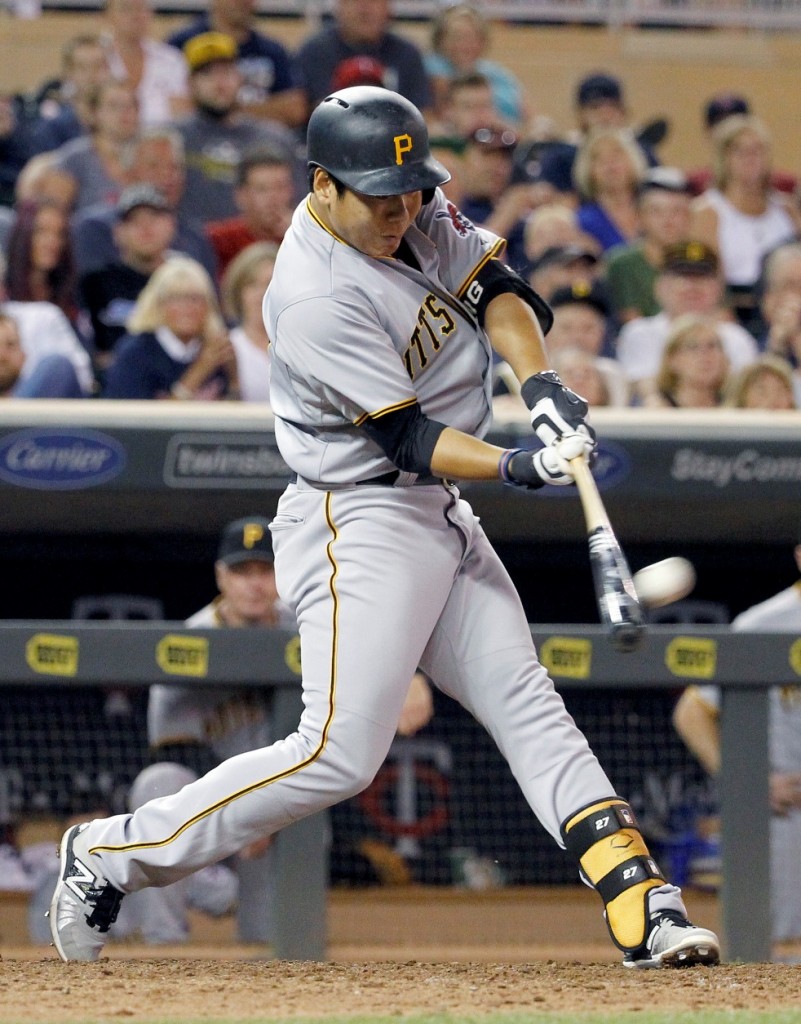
[0,0,799,411]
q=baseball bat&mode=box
[569,455,645,653]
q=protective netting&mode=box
[0,683,717,891]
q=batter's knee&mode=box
[561,797,666,953]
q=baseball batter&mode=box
[50,87,719,968]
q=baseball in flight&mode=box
[632,557,697,608]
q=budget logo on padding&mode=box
[540,637,592,679]
[26,633,79,676]
[665,637,717,679]
[156,635,209,677]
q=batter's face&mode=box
[313,172,422,258]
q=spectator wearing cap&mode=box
[205,145,294,279]
[173,32,302,225]
[537,72,660,200]
[102,0,190,127]
[547,281,627,400]
[526,244,600,304]
[573,127,647,252]
[460,125,541,272]
[294,0,432,114]
[78,183,177,363]
[603,166,693,323]
[687,92,797,198]
[71,127,218,280]
[494,280,626,408]
[616,240,758,400]
[689,114,801,335]
[167,0,306,129]
[424,4,528,129]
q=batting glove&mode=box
[499,434,587,490]
[521,370,597,463]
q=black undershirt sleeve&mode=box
[360,402,448,475]
[461,258,553,335]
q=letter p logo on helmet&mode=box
[393,133,413,165]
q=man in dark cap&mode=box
[538,71,660,198]
[605,166,693,322]
[78,183,178,362]
[616,241,759,394]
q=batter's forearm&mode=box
[430,427,506,480]
[484,293,551,384]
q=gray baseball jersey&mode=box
[690,581,801,940]
[265,192,502,485]
[78,187,686,934]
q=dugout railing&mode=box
[0,621,787,963]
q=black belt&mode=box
[359,470,439,486]
[288,471,439,487]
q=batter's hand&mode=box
[499,436,586,489]
[521,370,596,463]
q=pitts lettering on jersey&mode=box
[435,202,475,238]
[402,293,456,378]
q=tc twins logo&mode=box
[435,202,474,237]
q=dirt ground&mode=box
[2,887,799,1022]
[2,958,801,1022]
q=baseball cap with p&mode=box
[217,516,273,566]
[662,241,719,276]
[184,32,238,74]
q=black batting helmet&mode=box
[306,86,450,197]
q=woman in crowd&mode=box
[690,115,801,332]
[425,4,528,128]
[642,314,730,409]
[221,241,278,404]
[103,255,239,400]
[726,354,797,410]
[572,127,647,252]
[4,199,80,330]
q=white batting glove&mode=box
[499,446,572,489]
[520,371,597,464]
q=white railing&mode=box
[26,0,801,32]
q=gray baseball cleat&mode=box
[48,822,125,962]
[623,909,720,968]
